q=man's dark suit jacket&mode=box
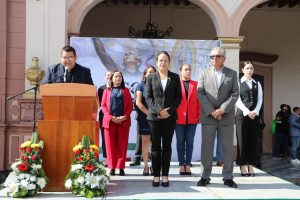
[43,63,94,85]
[145,71,182,121]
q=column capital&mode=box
[218,36,245,49]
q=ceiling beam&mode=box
[289,0,300,7]
[153,0,160,5]
[257,2,268,8]
[278,0,289,7]
[184,0,191,6]
[268,0,279,7]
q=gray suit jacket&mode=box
[145,71,182,121]
[197,66,239,125]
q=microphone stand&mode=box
[6,74,65,133]
[6,84,40,133]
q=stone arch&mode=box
[68,0,229,37]
[68,0,105,33]
[230,0,268,36]
[68,0,267,37]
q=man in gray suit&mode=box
[197,47,239,188]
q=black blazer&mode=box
[43,63,94,85]
[145,71,182,121]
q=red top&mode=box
[176,79,200,125]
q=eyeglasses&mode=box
[62,56,74,61]
[210,55,224,59]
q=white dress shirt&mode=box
[236,76,263,116]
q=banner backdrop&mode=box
[70,37,220,161]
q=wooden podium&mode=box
[38,83,98,191]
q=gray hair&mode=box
[210,47,226,57]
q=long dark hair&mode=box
[142,65,156,83]
[110,70,125,89]
[156,51,170,62]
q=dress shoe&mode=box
[119,169,125,176]
[216,161,224,167]
[197,178,210,186]
[109,169,115,176]
[129,158,141,166]
[248,173,255,177]
[162,181,169,187]
[223,179,238,188]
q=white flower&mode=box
[7,182,17,193]
[11,161,21,170]
[76,176,85,185]
[71,164,83,172]
[31,164,41,170]
[37,178,47,189]
[3,172,18,187]
[29,175,37,182]
[65,179,72,189]
[27,183,36,190]
[85,173,100,189]
[20,179,28,188]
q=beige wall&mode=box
[240,8,300,116]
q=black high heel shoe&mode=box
[248,173,255,177]
[109,169,116,176]
[162,181,169,187]
[240,167,249,177]
[162,177,169,187]
[152,177,160,187]
[143,167,149,176]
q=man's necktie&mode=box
[66,70,72,83]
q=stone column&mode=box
[218,36,244,73]
[218,36,244,157]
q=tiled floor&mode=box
[259,153,300,186]
[1,153,299,186]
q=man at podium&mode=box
[43,45,94,85]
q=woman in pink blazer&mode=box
[101,70,133,176]
[175,64,200,175]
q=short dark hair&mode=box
[110,70,125,89]
[61,45,76,56]
[293,107,300,112]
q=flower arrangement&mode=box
[65,135,109,198]
[1,132,48,198]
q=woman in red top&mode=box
[175,64,200,175]
[101,70,133,176]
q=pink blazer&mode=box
[176,79,200,125]
[101,87,133,129]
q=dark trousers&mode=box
[236,115,260,166]
[273,133,289,158]
[100,127,107,158]
[148,119,176,177]
[133,124,142,159]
